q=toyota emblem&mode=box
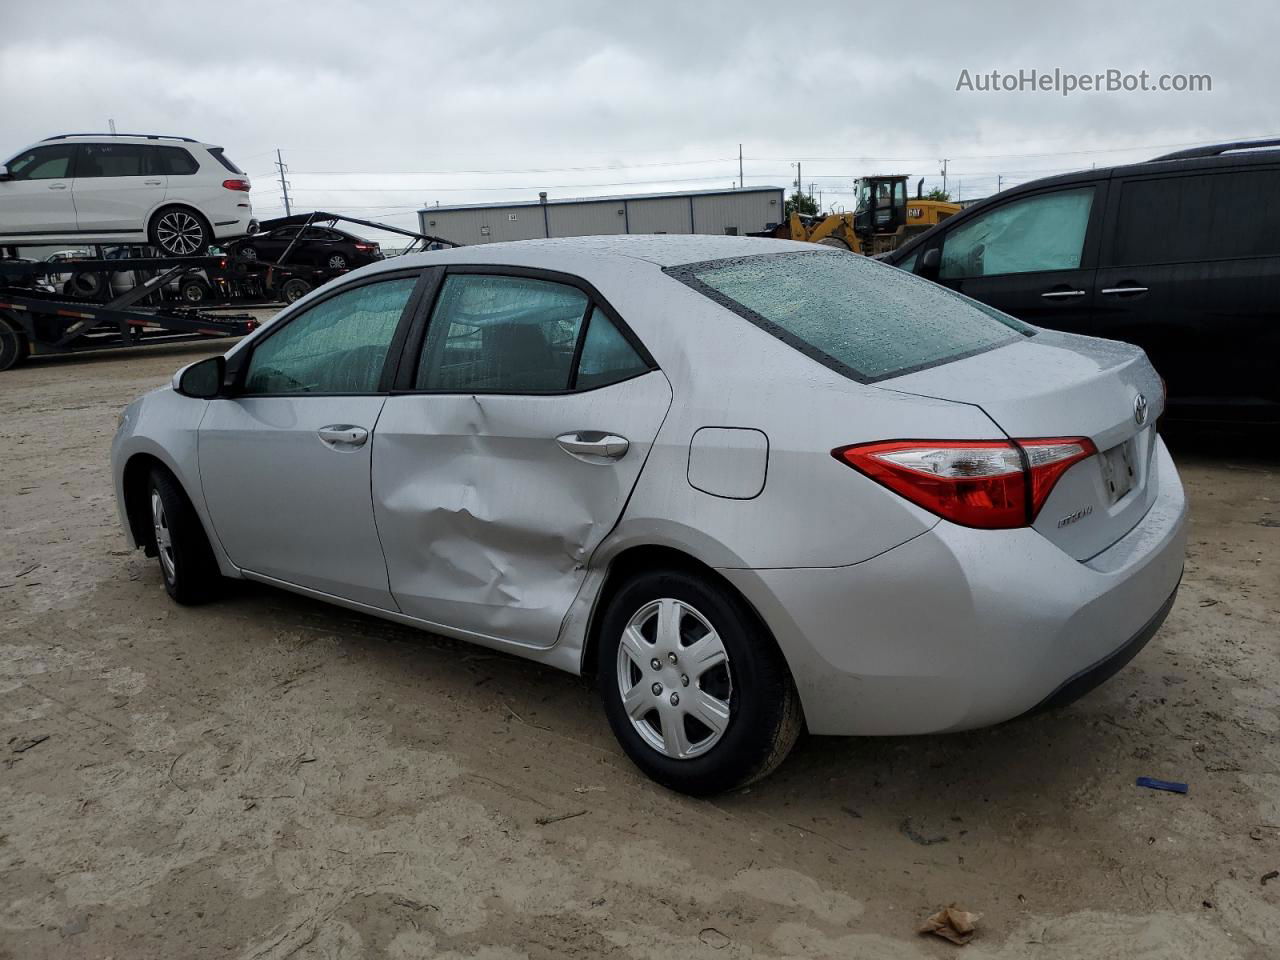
[1133,393,1149,425]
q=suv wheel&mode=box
[151,207,211,257]
[148,467,221,604]
[596,568,803,795]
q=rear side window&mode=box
[576,307,650,389]
[939,187,1095,279]
[78,143,151,178]
[669,252,1030,383]
[1110,169,1280,265]
[156,146,199,175]
[416,275,589,392]
[207,147,244,175]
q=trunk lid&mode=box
[882,330,1165,560]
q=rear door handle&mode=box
[1040,289,1087,299]
[48,183,68,190]
[144,179,163,186]
[556,431,629,462]
[317,424,369,448]
[1100,286,1149,295]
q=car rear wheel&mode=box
[596,568,803,795]
[326,253,349,271]
[150,206,211,257]
[0,313,30,371]
[148,467,221,605]
[238,246,259,261]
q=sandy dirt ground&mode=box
[1,340,1277,959]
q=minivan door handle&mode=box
[1100,286,1149,296]
[556,431,629,462]
[317,424,369,448]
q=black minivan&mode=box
[883,139,1280,423]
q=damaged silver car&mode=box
[112,235,1187,795]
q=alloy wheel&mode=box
[155,211,205,255]
[151,491,176,582]
[615,598,733,759]
[327,254,348,270]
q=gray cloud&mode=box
[3,0,1274,230]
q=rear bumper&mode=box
[721,437,1188,736]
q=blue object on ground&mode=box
[1136,776,1188,794]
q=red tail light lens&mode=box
[221,178,251,191]
[833,437,1096,529]
[353,242,376,252]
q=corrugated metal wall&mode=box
[419,189,783,245]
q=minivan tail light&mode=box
[222,178,251,191]
[833,437,1096,529]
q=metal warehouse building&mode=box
[417,186,786,246]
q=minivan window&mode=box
[670,251,1030,383]
[1109,169,1280,265]
[938,187,1094,279]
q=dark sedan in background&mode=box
[230,220,383,272]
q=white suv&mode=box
[0,134,255,256]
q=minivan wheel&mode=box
[150,206,211,257]
[596,568,803,795]
[147,467,221,605]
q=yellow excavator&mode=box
[766,175,961,255]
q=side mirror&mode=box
[0,164,11,182]
[173,356,225,398]
[921,247,940,270]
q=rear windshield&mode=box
[207,147,244,175]
[667,251,1031,382]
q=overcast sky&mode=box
[3,0,1276,235]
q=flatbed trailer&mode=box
[0,253,258,371]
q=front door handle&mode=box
[144,179,163,186]
[1100,286,1149,296]
[48,183,68,190]
[317,424,369,448]
[1040,289,1087,299]
[556,431,629,462]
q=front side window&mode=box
[938,187,1095,279]
[6,145,76,180]
[670,251,1029,383]
[415,275,589,393]
[77,143,152,178]
[242,276,417,394]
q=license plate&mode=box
[1100,440,1135,503]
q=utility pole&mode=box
[738,143,743,190]
[997,174,1002,192]
[940,158,949,197]
[276,148,292,217]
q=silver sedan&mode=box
[112,235,1187,795]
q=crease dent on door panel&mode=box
[364,398,403,613]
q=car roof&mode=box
[364,234,820,273]
[37,133,211,147]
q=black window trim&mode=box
[7,142,79,181]
[228,267,434,399]
[390,263,659,397]
[665,251,1029,385]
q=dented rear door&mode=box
[372,374,671,648]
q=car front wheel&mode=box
[596,568,803,795]
[148,468,221,604]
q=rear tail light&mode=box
[833,437,1096,529]
[354,242,377,252]
[221,178,252,191]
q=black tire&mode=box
[0,313,30,371]
[147,467,221,605]
[817,236,852,250]
[66,271,106,299]
[596,568,803,795]
[325,253,349,271]
[178,278,211,305]
[150,206,212,257]
[281,278,312,303]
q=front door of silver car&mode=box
[199,274,421,608]
[373,271,671,648]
